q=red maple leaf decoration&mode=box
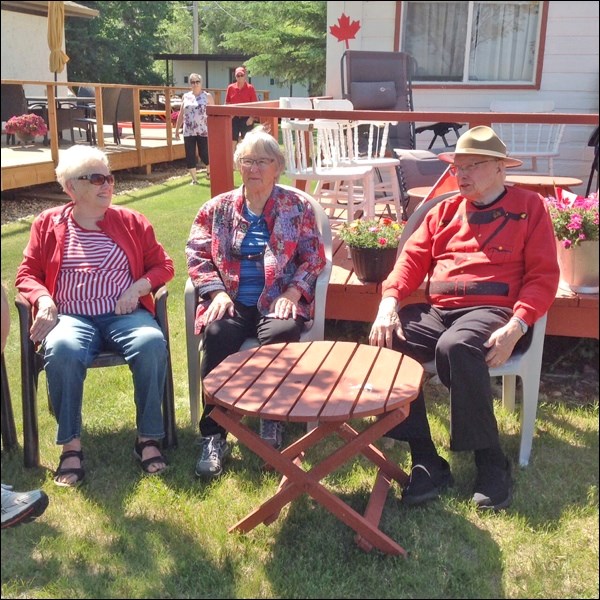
[329,13,361,49]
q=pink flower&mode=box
[546,190,598,249]
[5,113,48,137]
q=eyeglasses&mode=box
[77,173,115,186]
[235,74,245,78]
[448,160,497,176]
[190,80,201,84]
[239,158,275,169]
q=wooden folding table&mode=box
[203,340,424,556]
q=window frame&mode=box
[395,0,548,90]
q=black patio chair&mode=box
[15,286,177,468]
[585,125,599,196]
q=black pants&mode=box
[232,116,253,142]
[387,304,532,452]
[184,135,209,169]
[199,302,305,438]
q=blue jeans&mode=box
[41,309,167,445]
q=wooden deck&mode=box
[327,225,599,339]
[1,123,185,191]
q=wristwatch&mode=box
[511,317,529,335]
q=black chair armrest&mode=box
[14,293,41,467]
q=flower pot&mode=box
[15,132,35,145]
[349,246,398,283]
[556,239,599,294]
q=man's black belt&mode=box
[429,281,509,296]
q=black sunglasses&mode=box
[77,173,115,186]
[235,74,245,78]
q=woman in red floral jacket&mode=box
[186,126,326,479]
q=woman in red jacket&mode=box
[15,145,175,486]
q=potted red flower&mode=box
[337,217,404,283]
[4,113,48,144]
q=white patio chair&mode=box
[280,118,375,222]
[184,185,333,427]
[491,100,565,175]
[312,98,403,220]
[398,191,549,467]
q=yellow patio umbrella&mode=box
[48,1,69,79]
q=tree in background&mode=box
[64,1,326,95]
[201,1,326,95]
[65,1,175,85]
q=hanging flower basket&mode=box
[348,246,398,283]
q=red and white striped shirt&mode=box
[54,217,133,315]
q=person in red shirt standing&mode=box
[226,66,258,153]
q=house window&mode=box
[401,1,542,84]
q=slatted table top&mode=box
[203,340,424,423]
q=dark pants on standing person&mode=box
[184,135,209,169]
[387,304,532,452]
[199,302,305,438]
[232,116,253,142]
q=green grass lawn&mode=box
[1,174,598,599]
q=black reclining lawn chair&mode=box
[340,50,458,218]
[341,50,463,152]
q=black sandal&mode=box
[133,439,168,474]
[54,450,85,487]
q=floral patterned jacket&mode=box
[186,185,326,334]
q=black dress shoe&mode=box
[402,457,454,505]
[472,458,513,511]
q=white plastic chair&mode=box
[280,118,375,222]
[399,191,549,467]
[184,185,333,426]
[491,100,565,175]
[313,98,403,220]
[278,97,314,111]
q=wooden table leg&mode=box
[338,422,408,485]
[212,405,410,555]
[355,469,397,553]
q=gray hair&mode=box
[189,73,202,84]
[234,125,285,178]
[55,145,109,190]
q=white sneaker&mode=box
[1,484,49,529]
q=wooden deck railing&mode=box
[206,101,598,197]
[1,79,270,168]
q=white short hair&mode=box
[55,145,109,190]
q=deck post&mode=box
[207,113,234,197]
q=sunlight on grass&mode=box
[2,174,597,599]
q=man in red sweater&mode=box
[225,66,258,153]
[369,126,559,511]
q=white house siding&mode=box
[0,9,70,96]
[326,1,599,192]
